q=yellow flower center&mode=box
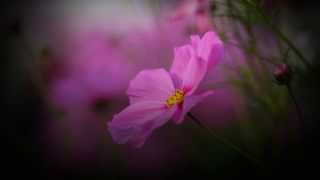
[166,89,185,108]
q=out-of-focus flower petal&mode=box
[108,101,176,147]
[172,90,213,124]
[127,68,175,104]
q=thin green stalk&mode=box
[187,112,263,168]
[243,0,312,70]
[286,84,304,132]
[267,23,312,70]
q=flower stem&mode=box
[187,112,263,168]
[243,0,312,70]
[286,84,304,132]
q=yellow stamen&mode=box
[166,89,185,108]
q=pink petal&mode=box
[170,31,223,95]
[170,45,207,95]
[190,35,201,49]
[172,90,213,124]
[127,68,175,104]
[170,45,194,81]
[108,101,176,147]
[181,55,208,95]
[198,31,224,68]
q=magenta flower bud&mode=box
[273,63,292,85]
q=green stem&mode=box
[243,0,312,70]
[187,112,263,168]
[269,24,312,70]
[286,84,304,132]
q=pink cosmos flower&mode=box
[108,31,224,147]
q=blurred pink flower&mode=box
[108,31,224,147]
[170,0,213,33]
[45,30,137,165]
[49,31,134,114]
